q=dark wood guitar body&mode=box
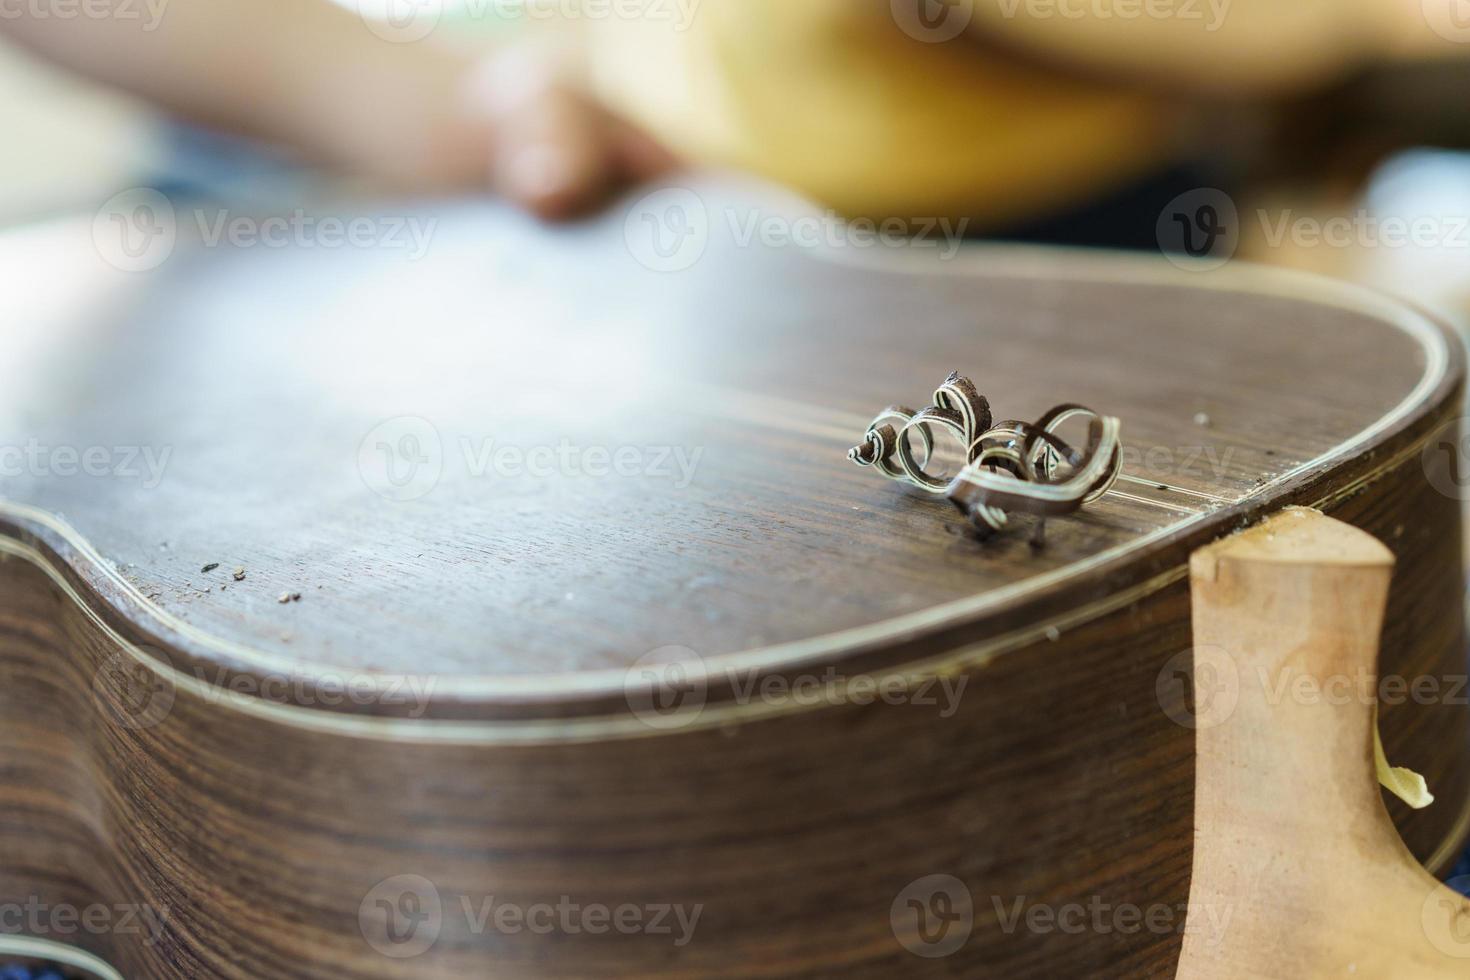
[0,182,1465,978]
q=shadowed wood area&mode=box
[0,180,1466,977]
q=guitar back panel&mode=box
[0,183,1464,976]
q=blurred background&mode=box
[0,2,521,220]
[2,1,1470,324]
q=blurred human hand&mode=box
[450,41,679,221]
[0,0,675,222]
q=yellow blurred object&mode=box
[1375,708,1434,811]
[588,0,1175,225]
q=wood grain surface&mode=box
[0,180,1466,977]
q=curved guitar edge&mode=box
[0,255,1465,727]
[1181,509,1470,977]
[0,937,125,980]
[1,262,1468,977]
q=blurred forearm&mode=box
[0,0,486,187]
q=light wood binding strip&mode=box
[0,936,124,980]
[1181,509,1470,976]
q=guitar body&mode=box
[0,182,1465,978]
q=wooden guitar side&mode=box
[0,186,1467,977]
